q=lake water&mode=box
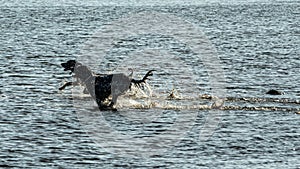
[1,1,300,168]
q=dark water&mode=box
[1,2,300,168]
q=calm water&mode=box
[1,2,300,168]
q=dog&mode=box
[59,60,154,111]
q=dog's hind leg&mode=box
[108,94,118,110]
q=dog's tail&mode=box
[131,70,155,88]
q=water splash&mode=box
[70,83,300,112]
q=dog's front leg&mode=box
[59,80,80,90]
[59,81,73,90]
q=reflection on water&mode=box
[1,2,299,168]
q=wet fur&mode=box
[60,60,154,111]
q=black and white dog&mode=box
[59,60,154,111]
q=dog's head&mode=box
[61,60,78,73]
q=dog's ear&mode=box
[69,60,77,65]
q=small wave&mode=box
[225,96,300,104]
[222,105,299,112]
